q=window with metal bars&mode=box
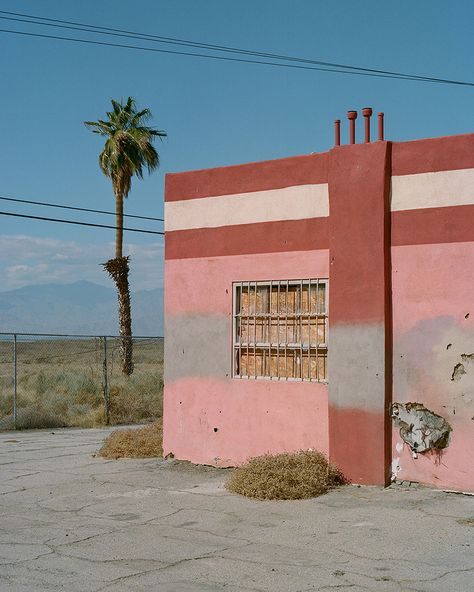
[233,279,328,382]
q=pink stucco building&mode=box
[163,110,474,493]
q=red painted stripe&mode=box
[165,217,329,260]
[165,152,328,202]
[165,202,473,259]
[392,133,474,176]
[392,205,474,246]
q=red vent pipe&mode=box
[334,108,384,145]
[334,119,341,146]
[347,110,357,144]
[362,107,372,143]
[378,112,384,141]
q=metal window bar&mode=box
[246,281,250,379]
[285,280,289,380]
[238,282,242,379]
[277,282,280,380]
[307,278,311,381]
[299,279,303,380]
[315,279,319,381]
[268,280,272,380]
[253,281,257,379]
[232,279,328,382]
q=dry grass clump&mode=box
[98,418,163,459]
[109,373,163,425]
[225,450,346,500]
[0,408,67,431]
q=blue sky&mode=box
[1,0,473,292]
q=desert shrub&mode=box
[98,419,163,459]
[66,404,107,428]
[30,371,101,405]
[109,372,163,424]
[225,450,346,500]
[17,371,102,413]
[0,390,13,419]
[0,408,67,430]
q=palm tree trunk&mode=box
[115,193,124,259]
[103,193,133,375]
[104,256,134,376]
[116,262,133,376]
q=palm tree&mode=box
[85,97,166,375]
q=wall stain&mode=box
[390,402,452,455]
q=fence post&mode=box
[13,334,17,430]
[102,336,110,425]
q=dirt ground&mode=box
[0,427,473,591]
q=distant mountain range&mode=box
[0,281,163,336]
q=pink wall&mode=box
[163,249,330,466]
[165,378,328,466]
[391,242,474,491]
[165,250,329,315]
[164,131,474,490]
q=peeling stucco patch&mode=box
[451,353,474,381]
[391,457,401,481]
[390,402,452,454]
[451,363,467,381]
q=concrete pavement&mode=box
[0,427,473,591]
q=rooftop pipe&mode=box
[378,112,384,141]
[347,110,357,144]
[334,119,341,146]
[362,107,372,143]
[333,108,385,146]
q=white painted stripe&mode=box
[391,168,474,212]
[165,184,329,231]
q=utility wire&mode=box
[1,28,408,82]
[0,211,164,235]
[0,195,164,222]
[0,11,464,85]
[1,19,472,86]
[2,27,469,86]
[1,10,473,86]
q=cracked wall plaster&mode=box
[390,402,452,454]
[451,353,474,381]
[451,363,467,381]
[392,317,474,425]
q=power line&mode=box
[2,10,473,86]
[0,10,465,85]
[1,21,472,87]
[1,27,466,86]
[0,211,164,235]
[1,28,408,82]
[0,195,164,222]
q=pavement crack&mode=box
[93,545,239,592]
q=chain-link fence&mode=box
[0,333,163,431]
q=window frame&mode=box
[232,278,328,383]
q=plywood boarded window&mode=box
[233,280,328,381]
